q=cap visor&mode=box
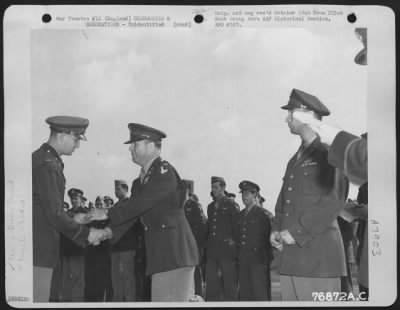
[78,134,87,141]
[123,140,132,144]
[280,104,291,110]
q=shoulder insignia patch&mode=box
[160,166,168,174]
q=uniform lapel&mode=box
[293,138,318,169]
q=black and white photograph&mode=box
[4,4,396,307]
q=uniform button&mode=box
[290,175,294,179]
[298,230,301,233]
[242,234,246,238]
[285,213,289,216]
[214,212,217,215]
[213,218,217,222]
[243,228,247,231]
[242,241,246,245]
[161,224,165,228]
[144,227,148,231]
[212,232,216,236]
[288,187,293,191]
[304,172,308,176]
[286,200,291,204]
[213,225,216,229]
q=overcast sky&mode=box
[30,27,367,213]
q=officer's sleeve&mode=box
[271,187,283,233]
[34,165,89,247]
[328,131,367,185]
[108,164,177,226]
[288,169,349,247]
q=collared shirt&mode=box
[140,156,159,183]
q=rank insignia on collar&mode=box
[160,166,168,174]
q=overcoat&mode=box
[272,138,348,277]
[32,143,89,268]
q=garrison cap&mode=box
[46,116,89,141]
[68,188,84,198]
[104,196,114,205]
[124,123,167,144]
[114,179,128,187]
[281,89,330,117]
[211,176,225,184]
[239,180,260,193]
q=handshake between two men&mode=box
[270,230,296,251]
[72,208,112,246]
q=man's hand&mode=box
[292,111,342,146]
[270,231,283,251]
[87,228,104,245]
[88,208,108,221]
[87,227,113,245]
[73,213,91,224]
[279,229,296,245]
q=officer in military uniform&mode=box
[270,89,349,301]
[32,116,105,302]
[92,123,199,301]
[60,188,89,301]
[205,176,240,301]
[110,180,137,301]
[237,181,272,301]
[183,186,208,298]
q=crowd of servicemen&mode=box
[32,86,369,303]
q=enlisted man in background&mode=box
[84,196,114,302]
[92,123,199,301]
[60,188,89,302]
[183,183,208,298]
[237,181,272,301]
[32,116,105,302]
[205,176,240,301]
[270,89,349,301]
[104,196,115,209]
[110,180,137,302]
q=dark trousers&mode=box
[205,258,238,301]
[194,265,204,297]
[84,243,113,302]
[238,263,271,301]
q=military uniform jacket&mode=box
[110,197,138,253]
[272,138,348,278]
[62,206,89,257]
[328,131,367,185]
[32,143,89,268]
[238,205,272,266]
[206,196,240,259]
[108,157,199,276]
[184,199,208,249]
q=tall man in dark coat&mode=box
[270,89,349,301]
[61,188,89,301]
[91,123,199,301]
[183,191,208,298]
[110,180,137,301]
[237,181,272,301]
[205,176,240,301]
[32,116,106,302]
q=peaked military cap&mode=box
[114,179,128,187]
[211,176,225,184]
[259,195,266,203]
[124,123,167,144]
[82,196,87,202]
[281,89,330,116]
[67,188,84,198]
[46,116,89,140]
[239,180,260,193]
[225,191,236,198]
